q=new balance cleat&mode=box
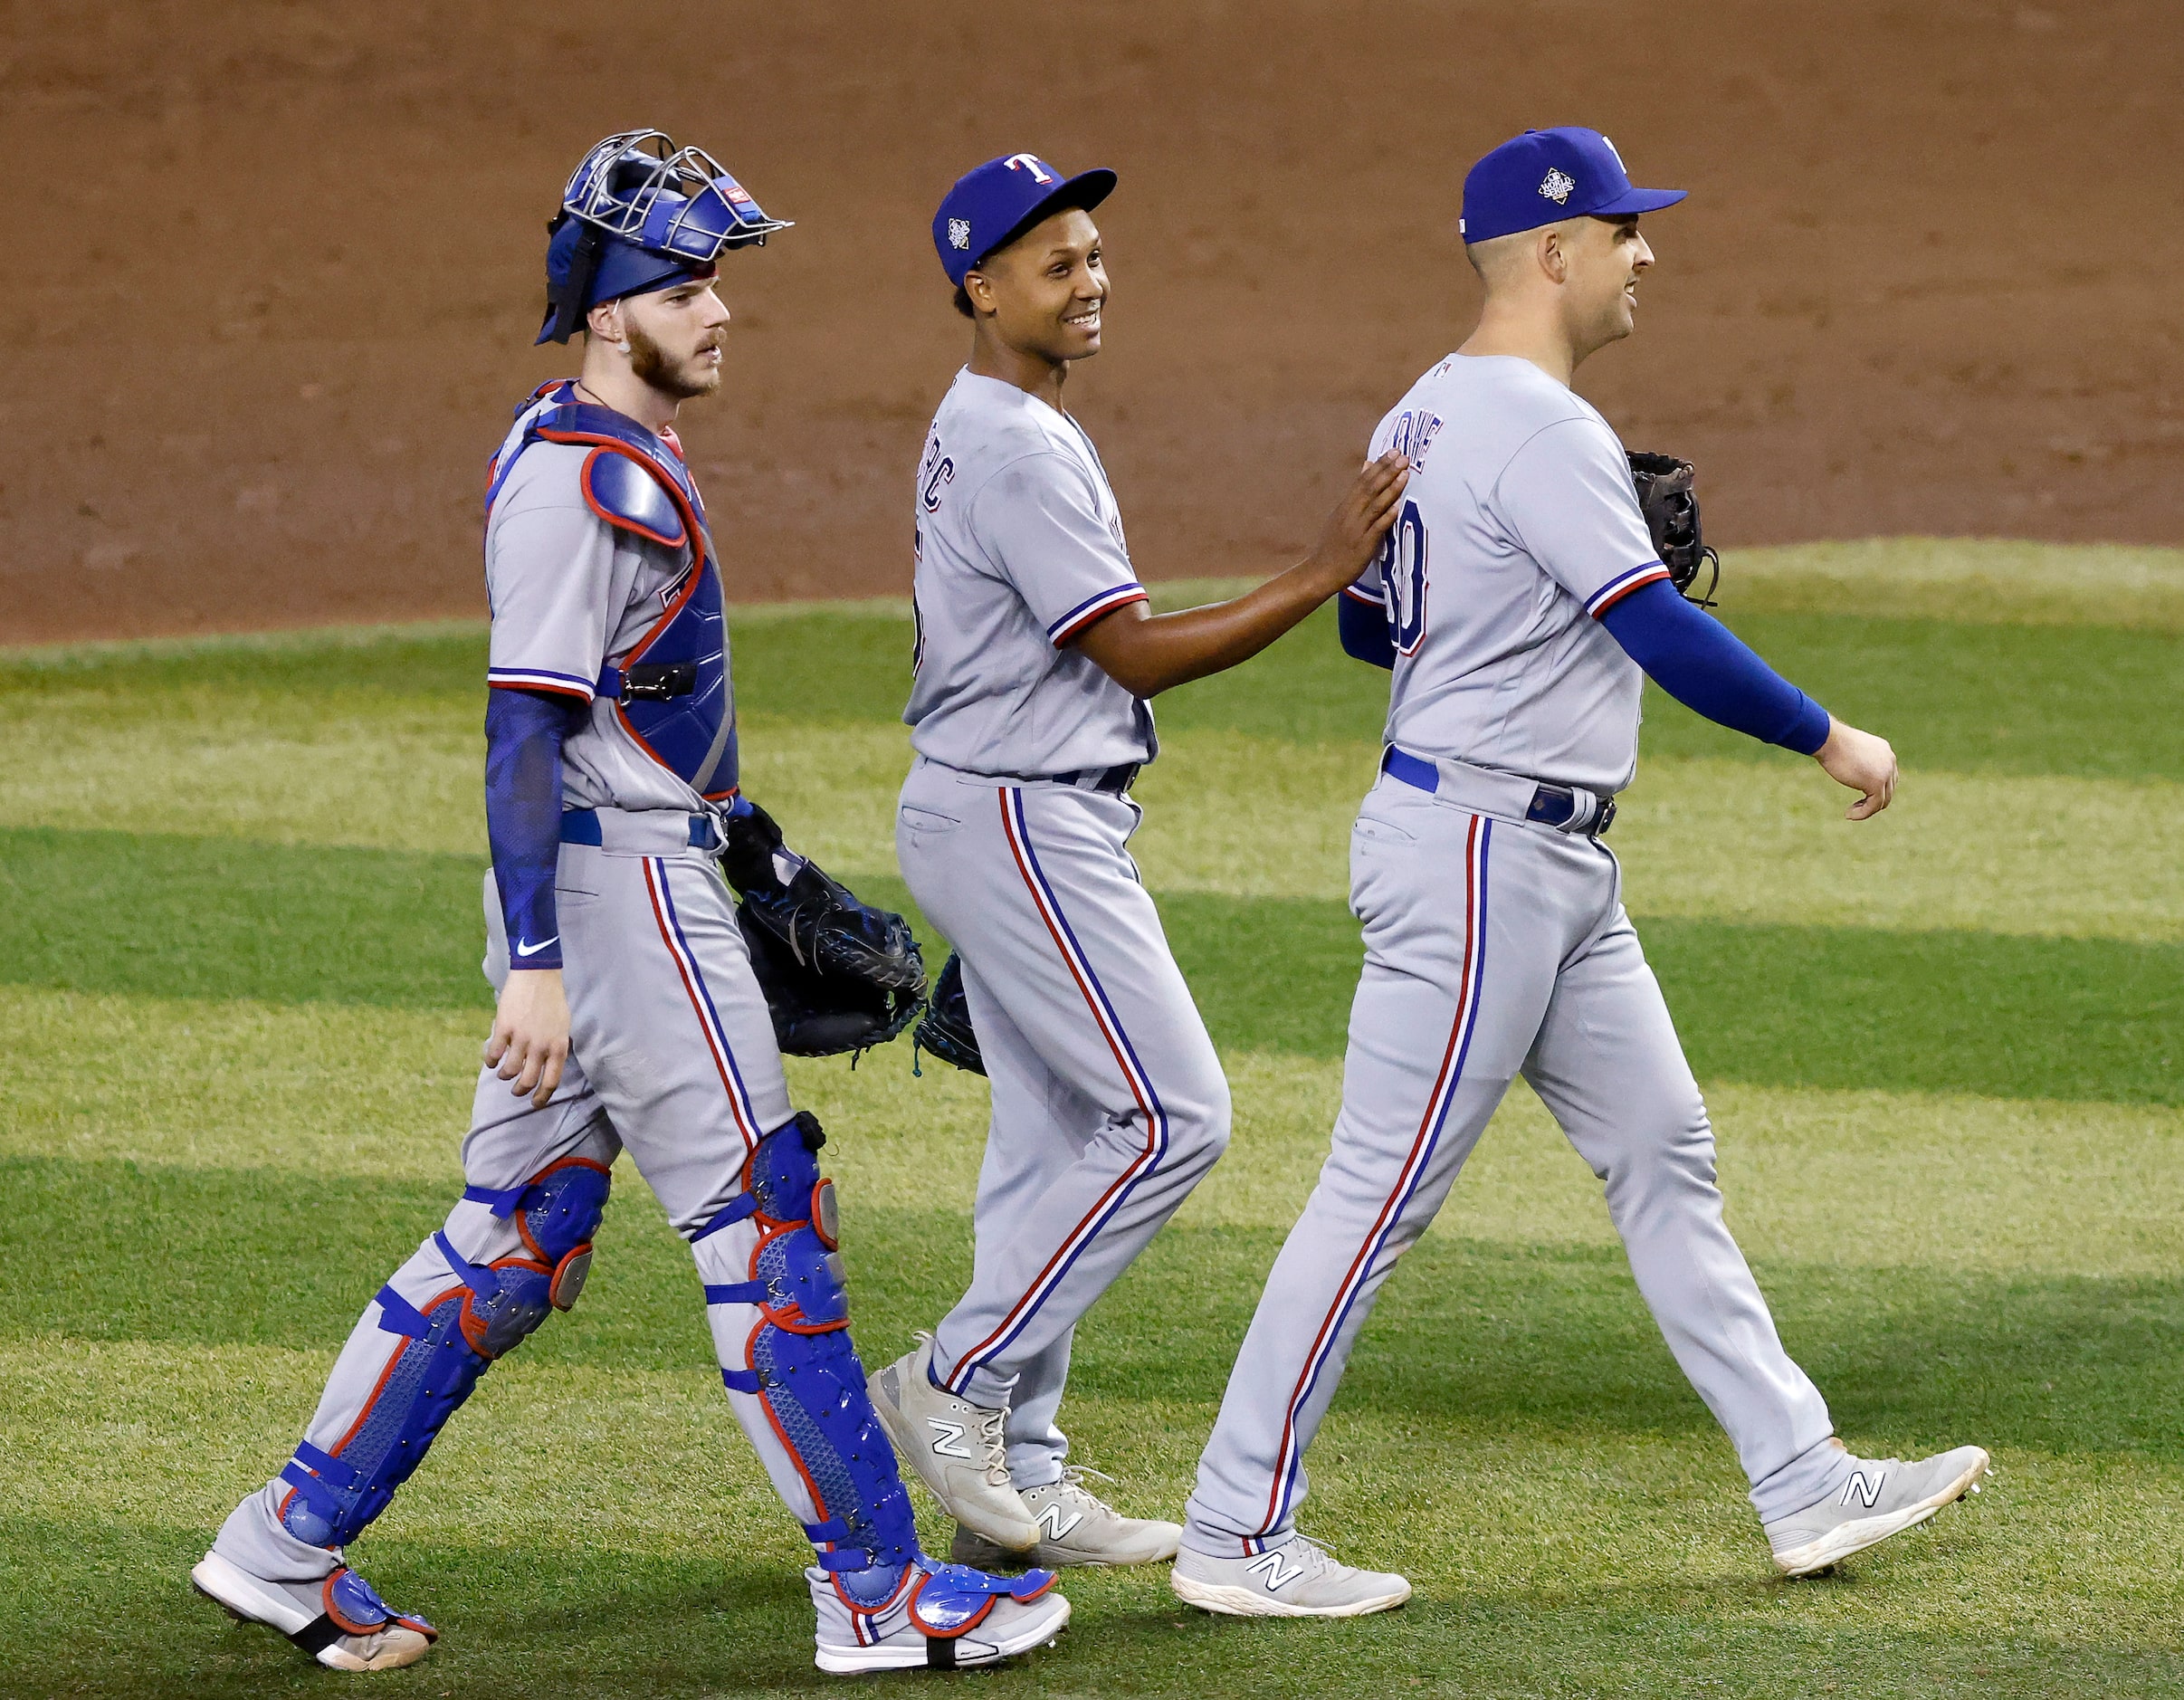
[868,1334,1039,1551]
[1171,1535,1411,1619]
[1765,1445,1992,1577]
[950,1467,1182,1569]
[191,1550,436,1672]
[811,1556,1069,1675]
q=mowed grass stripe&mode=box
[7,987,2179,1280]
[11,1337,2183,1696]
[8,590,2178,784]
[11,710,2182,950]
[5,828,2175,1102]
[9,1146,2184,1466]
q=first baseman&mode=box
[190,130,1067,1676]
[1172,129,1989,1616]
[866,153,1410,1570]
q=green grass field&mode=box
[2,539,2180,1697]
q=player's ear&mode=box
[961,270,998,320]
[587,299,627,349]
[1537,226,1569,287]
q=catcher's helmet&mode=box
[539,129,792,345]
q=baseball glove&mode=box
[1626,451,1721,607]
[912,952,986,1076]
[721,799,927,1059]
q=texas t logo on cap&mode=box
[1459,127,1685,244]
[930,151,1119,285]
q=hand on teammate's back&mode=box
[1814,718,1899,820]
[1303,449,1412,594]
[485,968,571,1106]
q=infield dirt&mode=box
[8,1,2180,643]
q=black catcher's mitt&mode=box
[1626,451,1721,607]
[912,952,986,1076]
[721,799,927,1058]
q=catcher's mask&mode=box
[539,129,793,346]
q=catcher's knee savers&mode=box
[697,1111,922,1601]
[276,1158,612,1548]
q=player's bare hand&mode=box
[1304,450,1411,589]
[485,968,571,1107]
[1816,718,1898,820]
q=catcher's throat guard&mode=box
[1626,451,1721,608]
[542,129,793,345]
[486,384,741,798]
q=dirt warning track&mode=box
[7,1,2179,643]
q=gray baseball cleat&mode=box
[950,1467,1183,1569]
[1765,1445,1992,1577]
[869,1333,1040,1552]
[191,1550,436,1672]
[1171,1534,1412,1618]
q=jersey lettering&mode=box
[920,435,956,513]
[1379,499,1428,654]
[1387,408,1445,470]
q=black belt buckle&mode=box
[620,662,698,702]
[1595,797,1617,836]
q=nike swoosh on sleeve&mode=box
[514,936,559,957]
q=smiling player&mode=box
[868,152,1409,1571]
[1174,128,1990,1616]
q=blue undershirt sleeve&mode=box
[1337,593,1397,670]
[1600,579,1832,755]
[484,686,587,971]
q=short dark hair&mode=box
[952,282,976,319]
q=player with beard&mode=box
[190,130,1069,1677]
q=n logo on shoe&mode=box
[1242,1550,1304,1591]
[1841,1471,1885,1509]
[1035,1501,1083,1541]
[928,1418,973,1459]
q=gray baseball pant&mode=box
[1184,771,1853,1557]
[211,812,844,1584]
[897,758,1230,1487]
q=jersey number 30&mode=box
[1378,499,1427,654]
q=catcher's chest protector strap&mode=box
[486,387,740,799]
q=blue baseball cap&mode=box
[1459,128,1684,246]
[932,152,1118,286]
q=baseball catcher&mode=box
[189,129,1067,1677]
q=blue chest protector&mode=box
[486,384,740,799]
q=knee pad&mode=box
[276,1159,612,1551]
[701,1113,919,1601]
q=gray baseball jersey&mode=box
[904,370,1157,778]
[1180,352,1859,1567]
[1343,353,1670,796]
[483,433,711,815]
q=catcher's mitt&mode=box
[1626,451,1720,607]
[912,952,985,1076]
[722,799,927,1059]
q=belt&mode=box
[559,807,721,850]
[1381,745,1616,836]
[1022,762,1139,796]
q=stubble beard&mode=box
[628,322,722,400]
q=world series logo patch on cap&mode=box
[1540,168,1576,205]
[948,217,971,251]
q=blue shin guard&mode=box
[700,1113,920,1606]
[278,1158,611,1548]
